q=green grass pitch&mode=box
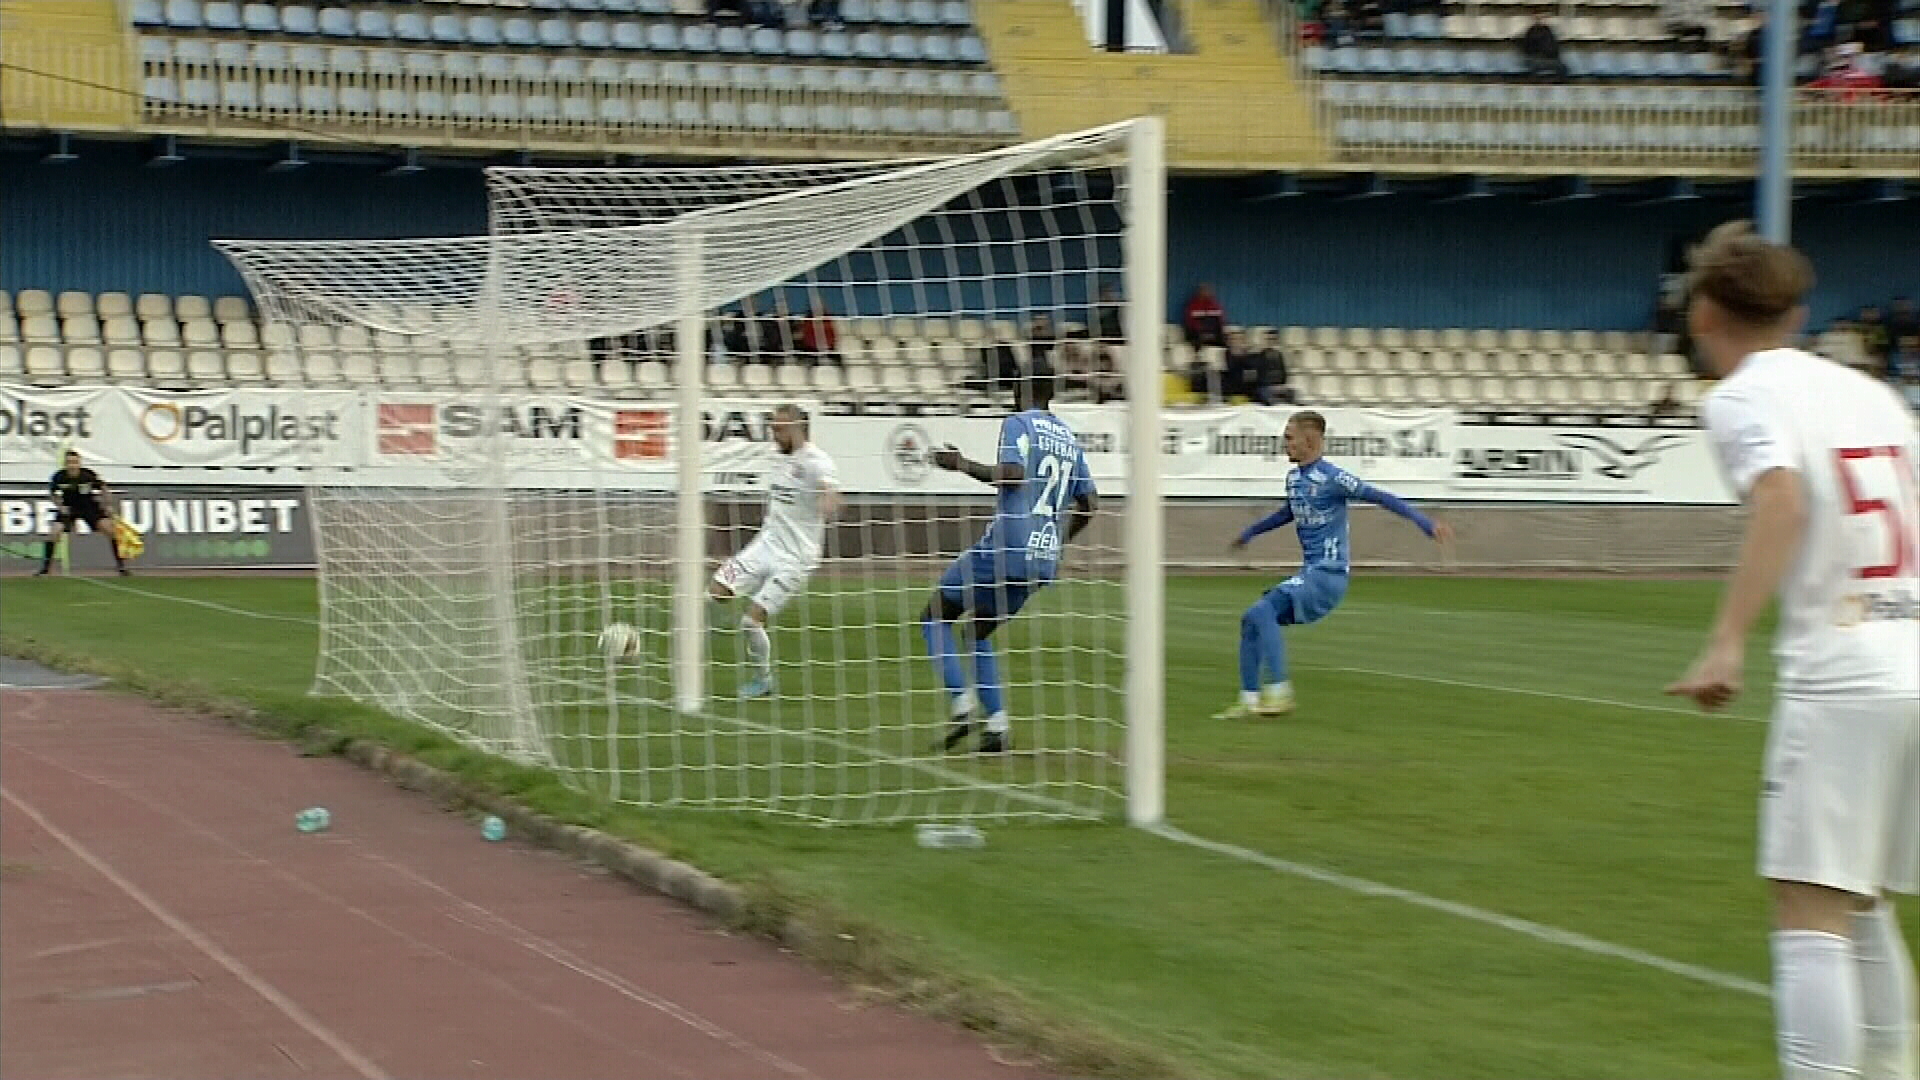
[8,572,1912,1078]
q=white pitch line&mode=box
[64,581,1773,1001]
[1148,822,1769,998]
[0,786,392,1079]
[1319,664,1762,723]
[72,576,321,625]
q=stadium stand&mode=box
[1,287,1721,417]
[121,0,1017,150]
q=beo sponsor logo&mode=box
[0,396,92,439]
[141,402,342,454]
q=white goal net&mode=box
[216,119,1167,827]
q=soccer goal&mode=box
[216,119,1167,828]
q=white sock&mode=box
[984,711,1009,735]
[1774,930,1866,1080]
[740,615,770,676]
[1240,689,1259,706]
[950,689,978,719]
[1264,680,1293,699]
[1854,904,1918,1080]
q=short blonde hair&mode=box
[1686,220,1814,325]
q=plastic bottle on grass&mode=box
[915,823,985,849]
[296,807,331,833]
[480,815,506,842]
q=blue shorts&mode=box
[1261,565,1349,626]
[938,546,1054,620]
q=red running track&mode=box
[0,688,1045,1080]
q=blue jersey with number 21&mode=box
[979,409,1096,581]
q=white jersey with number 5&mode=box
[757,442,839,567]
[1702,348,1920,699]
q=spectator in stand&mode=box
[1885,50,1920,89]
[708,0,746,17]
[1222,330,1293,405]
[1182,283,1227,348]
[756,294,797,364]
[1663,0,1712,45]
[1519,15,1570,80]
[808,0,843,29]
[1320,0,1354,45]
[1887,334,1920,381]
[794,300,841,367]
[1858,303,1892,365]
[1803,0,1843,52]
[1730,8,1765,84]
[1807,42,1885,101]
[1061,339,1124,403]
[1650,383,1687,418]
[1887,295,1918,344]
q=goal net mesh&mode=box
[216,122,1150,825]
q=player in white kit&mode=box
[710,404,841,699]
[1667,222,1920,1080]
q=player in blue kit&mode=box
[1218,410,1452,719]
[923,361,1098,754]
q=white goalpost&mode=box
[216,119,1166,827]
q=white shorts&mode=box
[711,536,811,618]
[1759,696,1920,897]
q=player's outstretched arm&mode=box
[931,445,1023,488]
[1348,477,1449,542]
[1231,505,1294,550]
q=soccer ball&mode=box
[598,621,640,661]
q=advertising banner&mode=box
[1449,424,1736,505]
[0,483,315,571]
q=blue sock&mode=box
[971,635,1004,717]
[921,614,967,695]
[1238,610,1263,693]
[1256,607,1288,686]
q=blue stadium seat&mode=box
[671,99,703,125]
[694,60,727,86]
[203,1,242,30]
[262,81,297,111]
[394,12,431,42]
[132,0,165,28]
[416,90,448,118]
[176,38,214,65]
[907,1,939,25]
[166,0,203,29]
[682,23,715,52]
[213,40,250,66]
[221,79,257,110]
[887,33,920,61]
[709,99,741,127]
[376,87,411,117]
[575,19,609,47]
[404,51,440,77]
[566,0,602,9]
[597,97,631,123]
[881,105,915,132]
[607,20,641,48]
[140,36,174,65]
[289,44,327,71]
[144,75,178,102]
[329,47,365,75]
[765,65,797,91]
[477,53,512,78]
[950,105,978,132]
[717,24,749,53]
[317,6,353,38]
[551,54,585,78]
[848,103,877,130]
[853,31,886,58]
[538,18,574,47]
[819,30,852,57]
[636,0,670,12]
[646,22,677,50]
[561,95,593,122]
[816,103,849,130]
[732,64,765,89]
[841,0,875,23]
[940,0,970,26]
[467,15,501,45]
[513,54,546,79]
[502,17,537,46]
[525,94,560,122]
[750,26,784,54]
[873,0,907,23]
[956,34,985,63]
[183,77,217,107]
[530,0,566,9]
[784,28,819,56]
[356,10,392,39]
[240,2,278,32]
[429,14,465,43]
[281,5,317,35]
[366,49,401,76]
[922,33,953,62]
[486,93,520,121]
[779,103,810,130]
